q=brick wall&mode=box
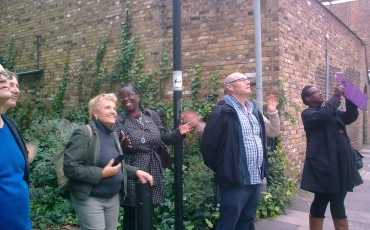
[277,0,369,171]
[0,0,368,172]
[323,0,370,79]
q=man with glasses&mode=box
[0,64,32,229]
[0,64,12,99]
[200,72,280,229]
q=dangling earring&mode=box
[94,117,98,120]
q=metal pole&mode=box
[325,34,330,100]
[135,182,153,230]
[254,0,263,112]
[172,0,183,229]
[35,35,41,70]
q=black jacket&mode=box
[2,114,29,185]
[300,97,362,193]
[200,99,269,186]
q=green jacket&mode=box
[63,121,138,200]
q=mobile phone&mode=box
[113,155,125,166]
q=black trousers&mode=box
[123,206,136,230]
[310,192,347,219]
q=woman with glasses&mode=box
[113,83,196,230]
[300,83,362,230]
[0,64,32,230]
[63,93,153,230]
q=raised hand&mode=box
[267,94,278,113]
[333,82,345,98]
[178,122,196,135]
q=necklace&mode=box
[135,112,146,144]
[138,113,144,125]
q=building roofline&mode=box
[319,0,357,5]
[315,0,366,46]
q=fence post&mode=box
[135,181,153,230]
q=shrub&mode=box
[153,138,218,230]
[23,118,80,229]
[257,144,297,218]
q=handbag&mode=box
[55,125,92,193]
[351,146,364,169]
[157,142,173,168]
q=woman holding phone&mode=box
[300,83,362,230]
[63,93,153,230]
[113,83,196,230]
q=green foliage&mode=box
[277,77,299,124]
[23,119,80,228]
[185,63,220,117]
[3,37,16,70]
[110,20,137,83]
[52,58,70,118]
[7,2,296,228]
[7,96,53,131]
[154,141,218,230]
[257,144,297,218]
[191,63,202,98]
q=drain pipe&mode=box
[254,0,263,111]
[325,34,330,100]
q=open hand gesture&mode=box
[267,94,278,113]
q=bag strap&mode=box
[86,125,92,138]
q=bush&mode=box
[153,137,218,230]
[17,114,297,229]
[23,118,80,229]
[257,145,297,218]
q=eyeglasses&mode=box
[307,90,320,96]
[118,93,137,100]
[0,71,11,79]
[226,78,249,84]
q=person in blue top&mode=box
[0,64,32,230]
[200,72,280,230]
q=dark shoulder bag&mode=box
[145,109,173,168]
[351,146,364,169]
[157,142,173,169]
[337,115,364,170]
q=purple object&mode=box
[335,72,368,110]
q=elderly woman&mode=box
[2,70,36,163]
[0,65,32,229]
[113,83,196,230]
[63,93,153,230]
[300,83,362,230]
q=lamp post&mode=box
[172,0,183,229]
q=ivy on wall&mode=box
[2,37,16,70]
[5,0,297,228]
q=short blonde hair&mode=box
[6,70,18,80]
[88,93,117,119]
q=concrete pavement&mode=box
[255,144,370,230]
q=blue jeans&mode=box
[71,193,120,230]
[217,184,261,230]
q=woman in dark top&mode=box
[300,83,362,230]
[113,83,196,230]
[64,93,153,230]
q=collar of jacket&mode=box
[220,96,259,119]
